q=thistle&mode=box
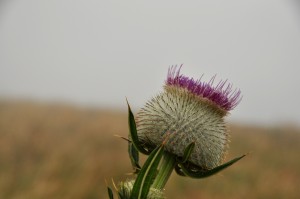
[108,66,245,199]
[136,66,242,169]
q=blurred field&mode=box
[0,100,299,199]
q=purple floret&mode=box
[166,65,242,111]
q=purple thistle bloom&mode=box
[166,65,242,112]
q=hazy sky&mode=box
[1,0,300,126]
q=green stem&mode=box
[152,151,176,190]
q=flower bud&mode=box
[119,180,165,199]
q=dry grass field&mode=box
[0,100,299,199]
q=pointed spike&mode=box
[179,154,246,179]
[126,99,150,155]
[114,134,131,142]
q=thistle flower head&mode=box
[136,66,242,169]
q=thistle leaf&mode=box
[107,186,114,199]
[179,154,246,178]
[128,142,141,173]
[174,164,186,176]
[118,191,131,199]
[130,145,164,199]
[127,100,150,155]
[181,142,195,163]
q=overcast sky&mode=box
[1,0,300,126]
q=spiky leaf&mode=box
[107,186,114,199]
[181,142,195,163]
[127,100,150,155]
[179,154,246,178]
[128,142,141,173]
[130,145,164,199]
[174,164,185,176]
